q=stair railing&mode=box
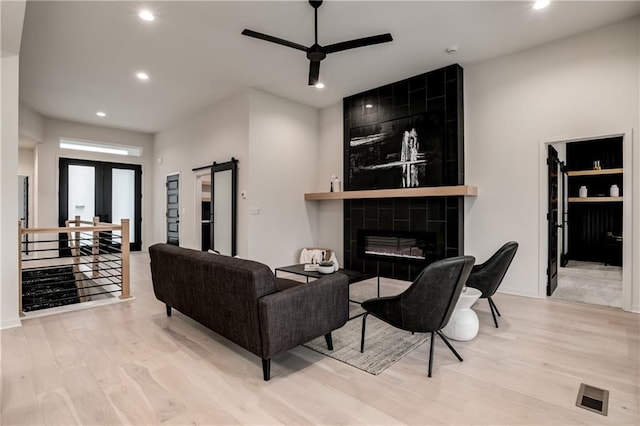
[18,217,131,315]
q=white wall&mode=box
[152,89,321,269]
[634,20,640,312]
[152,91,250,254]
[247,90,319,268]
[1,55,21,329]
[19,102,44,144]
[313,18,639,307]
[18,147,34,176]
[1,0,27,329]
[465,18,639,303]
[36,118,154,248]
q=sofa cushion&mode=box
[274,277,304,292]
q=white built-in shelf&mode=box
[568,197,623,203]
[566,168,623,177]
[304,185,477,201]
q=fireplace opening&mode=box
[357,229,436,264]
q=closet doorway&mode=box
[546,137,623,308]
[194,159,237,255]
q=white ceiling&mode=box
[19,1,640,134]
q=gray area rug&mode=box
[553,261,622,308]
[304,280,429,375]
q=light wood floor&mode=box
[2,252,639,425]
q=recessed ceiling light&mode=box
[136,71,149,80]
[533,0,550,10]
[96,111,106,117]
[315,82,325,89]
[365,104,373,109]
[139,10,155,21]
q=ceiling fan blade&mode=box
[323,33,393,54]
[241,29,308,52]
[308,61,320,86]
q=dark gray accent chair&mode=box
[149,243,348,381]
[360,255,475,377]
[466,241,519,328]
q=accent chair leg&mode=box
[324,332,334,351]
[262,359,271,381]
[436,331,463,362]
[360,313,369,353]
[166,304,172,317]
[488,298,499,328]
[428,331,435,377]
[489,297,501,316]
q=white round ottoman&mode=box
[441,287,482,341]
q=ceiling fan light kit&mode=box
[242,0,393,86]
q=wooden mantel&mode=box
[304,185,478,201]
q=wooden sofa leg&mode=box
[324,333,333,351]
[262,359,271,381]
[166,305,172,317]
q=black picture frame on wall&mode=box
[348,113,444,190]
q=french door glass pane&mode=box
[111,168,135,242]
[68,165,95,222]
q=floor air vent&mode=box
[576,383,609,416]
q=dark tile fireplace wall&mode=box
[343,64,464,281]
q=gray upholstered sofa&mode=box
[149,243,348,380]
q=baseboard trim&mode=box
[497,287,540,299]
[21,296,136,321]
[1,318,23,330]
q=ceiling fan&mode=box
[242,0,393,86]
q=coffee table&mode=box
[275,264,379,319]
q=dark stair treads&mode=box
[22,266,80,312]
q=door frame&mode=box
[210,161,238,256]
[538,130,637,312]
[58,157,142,251]
[18,174,32,254]
[193,159,238,255]
[194,169,211,252]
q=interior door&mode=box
[19,175,29,254]
[59,158,142,251]
[547,145,560,296]
[166,174,180,245]
[209,161,237,256]
[213,169,232,254]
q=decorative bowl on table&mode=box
[318,261,335,274]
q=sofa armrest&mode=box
[258,273,348,359]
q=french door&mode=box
[59,158,142,251]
